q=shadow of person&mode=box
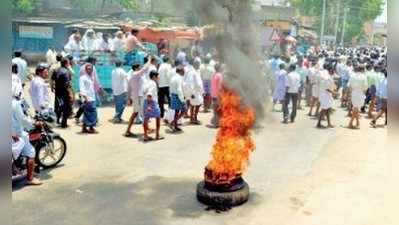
[12,164,65,192]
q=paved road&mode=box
[12,98,391,225]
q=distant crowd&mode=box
[268,45,387,129]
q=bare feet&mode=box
[26,178,42,186]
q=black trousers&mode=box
[75,100,84,119]
[158,87,170,118]
[56,95,72,127]
[283,93,298,122]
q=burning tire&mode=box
[196,180,249,207]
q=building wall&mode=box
[12,21,70,53]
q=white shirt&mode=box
[145,64,157,81]
[80,74,96,102]
[191,69,204,95]
[12,57,28,83]
[97,40,110,51]
[111,37,125,52]
[144,80,158,102]
[200,63,215,81]
[176,51,187,64]
[183,66,195,98]
[82,37,97,52]
[64,40,82,55]
[319,71,334,93]
[170,73,185,102]
[29,76,49,112]
[46,49,57,65]
[308,67,319,84]
[349,72,368,93]
[158,63,172,88]
[285,71,301,93]
[111,67,128,96]
[12,73,23,98]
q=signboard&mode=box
[321,35,337,46]
[19,25,53,39]
[263,20,291,30]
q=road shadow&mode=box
[12,176,206,225]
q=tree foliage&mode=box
[289,0,385,43]
[12,0,36,14]
[69,0,140,13]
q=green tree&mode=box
[289,0,385,43]
[69,0,140,14]
[12,0,37,14]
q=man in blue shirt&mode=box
[268,54,283,75]
[371,69,387,127]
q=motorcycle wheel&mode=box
[36,137,67,169]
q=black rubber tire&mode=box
[196,181,249,207]
[36,137,67,169]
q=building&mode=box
[364,21,387,46]
[252,0,295,49]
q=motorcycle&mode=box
[12,109,67,181]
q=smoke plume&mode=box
[193,0,270,127]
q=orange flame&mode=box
[205,88,255,185]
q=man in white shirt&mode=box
[146,57,158,81]
[12,63,23,98]
[12,51,28,85]
[200,56,215,112]
[110,31,125,52]
[283,64,301,123]
[142,71,163,141]
[64,33,83,62]
[176,49,187,65]
[82,29,97,52]
[79,64,98,134]
[169,66,186,132]
[307,61,321,116]
[157,56,173,118]
[12,82,42,186]
[46,47,57,66]
[29,64,50,113]
[111,60,128,123]
[125,59,152,137]
[95,33,111,52]
[348,64,368,129]
[317,64,336,128]
[187,60,204,124]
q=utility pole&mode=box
[334,0,341,46]
[320,0,327,45]
[341,7,348,46]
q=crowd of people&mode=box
[269,46,388,129]
[48,27,169,64]
[12,28,223,141]
[11,26,388,186]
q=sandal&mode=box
[124,132,138,138]
[155,136,165,141]
[143,137,154,142]
[191,120,202,125]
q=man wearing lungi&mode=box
[79,64,98,134]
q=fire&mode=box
[205,88,255,185]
